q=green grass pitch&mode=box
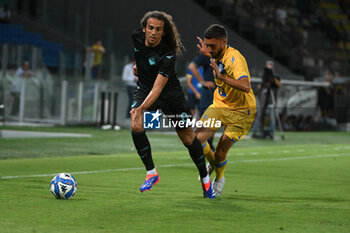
[0,126,349,233]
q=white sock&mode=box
[147,168,157,175]
[201,175,210,184]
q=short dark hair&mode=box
[204,24,227,39]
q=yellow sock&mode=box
[214,159,228,180]
[202,141,215,167]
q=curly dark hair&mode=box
[140,10,185,55]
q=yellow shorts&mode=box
[200,105,256,143]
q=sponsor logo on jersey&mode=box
[148,57,156,66]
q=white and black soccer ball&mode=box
[50,173,77,199]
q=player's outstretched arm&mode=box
[188,62,215,90]
[130,74,168,126]
[210,59,251,93]
[139,74,168,110]
[187,74,201,99]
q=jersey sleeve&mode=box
[193,54,210,67]
[226,53,250,81]
[186,68,193,78]
[158,52,176,78]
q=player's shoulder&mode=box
[194,54,210,65]
[224,46,246,65]
[160,48,176,63]
[159,39,175,57]
[225,46,244,59]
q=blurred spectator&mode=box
[188,54,216,149]
[275,6,287,26]
[265,4,276,29]
[300,27,308,46]
[10,61,34,115]
[188,54,215,117]
[186,68,202,119]
[317,71,336,126]
[122,58,138,119]
[280,114,289,131]
[253,60,282,139]
[287,115,297,131]
[202,0,348,77]
[0,4,11,24]
[296,114,305,131]
[303,115,313,131]
[320,14,341,45]
[86,40,105,80]
[280,114,313,131]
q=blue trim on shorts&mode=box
[238,75,248,80]
[202,141,207,148]
[231,135,242,143]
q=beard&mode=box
[211,48,223,59]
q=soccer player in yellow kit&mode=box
[195,24,256,195]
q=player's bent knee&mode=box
[195,128,213,144]
[131,123,143,132]
[177,129,195,146]
[179,134,195,147]
[195,131,206,144]
[181,138,194,147]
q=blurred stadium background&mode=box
[0,0,349,130]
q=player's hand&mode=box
[196,37,211,58]
[210,59,224,81]
[202,81,216,90]
[133,64,138,76]
[195,92,201,100]
[130,107,143,130]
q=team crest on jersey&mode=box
[148,57,156,66]
[218,62,226,74]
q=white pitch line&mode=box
[1,153,350,180]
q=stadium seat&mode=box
[0,23,62,67]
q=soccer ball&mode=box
[50,173,77,199]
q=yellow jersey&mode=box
[213,45,256,110]
[92,44,104,66]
